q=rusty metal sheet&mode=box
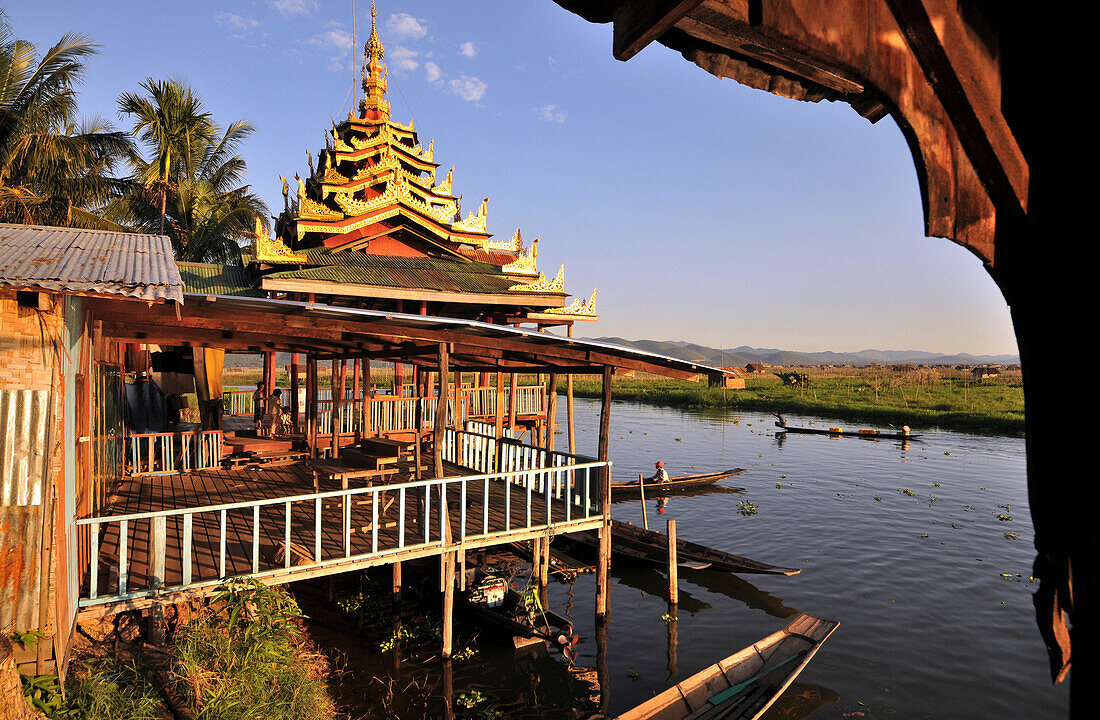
[1,390,51,507]
[0,389,51,632]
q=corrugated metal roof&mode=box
[0,223,183,303]
[177,262,261,297]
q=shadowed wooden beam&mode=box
[613,0,705,60]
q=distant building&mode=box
[972,366,1002,380]
[710,366,747,389]
[744,363,769,374]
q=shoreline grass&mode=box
[567,367,1024,437]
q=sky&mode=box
[7,1,1019,356]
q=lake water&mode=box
[305,397,1069,719]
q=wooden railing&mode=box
[128,431,222,476]
[461,385,544,418]
[76,459,608,608]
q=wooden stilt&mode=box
[395,361,403,397]
[541,533,551,587]
[441,498,455,660]
[414,370,425,481]
[596,365,612,619]
[307,356,318,458]
[392,561,402,603]
[363,357,372,437]
[667,518,678,607]
[533,536,543,588]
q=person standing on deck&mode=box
[649,461,669,484]
[264,389,283,436]
[253,381,265,428]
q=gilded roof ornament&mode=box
[509,263,565,293]
[454,196,489,233]
[501,235,540,276]
[252,214,306,263]
[545,288,598,317]
[489,228,523,252]
[359,1,391,119]
[433,166,454,195]
[424,139,434,161]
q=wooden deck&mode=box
[80,457,603,613]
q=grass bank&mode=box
[568,367,1024,436]
[15,578,339,720]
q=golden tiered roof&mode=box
[268,1,596,322]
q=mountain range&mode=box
[222,341,1018,370]
[581,338,1019,368]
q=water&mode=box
[308,398,1068,718]
[556,398,1066,718]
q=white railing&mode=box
[128,431,222,476]
[441,427,598,507]
[461,386,544,418]
[76,460,607,607]
[316,395,467,436]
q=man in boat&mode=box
[773,412,787,428]
[650,460,670,485]
[900,424,911,436]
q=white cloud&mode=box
[386,13,428,40]
[269,0,317,16]
[389,45,420,72]
[424,61,443,84]
[458,41,477,58]
[215,12,259,33]
[535,104,567,124]
[308,26,353,53]
[449,76,488,102]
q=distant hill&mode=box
[584,338,1019,368]
[221,342,1018,371]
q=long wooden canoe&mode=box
[616,613,839,720]
[610,469,747,498]
[569,520,801,575]
[775,422,921,440]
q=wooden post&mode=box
[353,358,362,440]
[364,357,373,437]
[441,497,454,660]
[434,343,449,479]
[331,359,344,458]
[307,356,318,457]
[541,533,551,587]
[494,371,505,438]
[415,370,425,481]
[667,518,678,608]
[596,365,613,619]
[290,353,300,431]
[395,361,403,397]
[392,561,402,604]
[545,373,558,452]
[533,536,543,589]
[640,473,649,531]
[567,326,576,456]
[507,372,518,432]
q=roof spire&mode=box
[359,1,390,119]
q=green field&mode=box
[567,366,1025,436]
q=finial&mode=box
[359,0,391,119]
[280,176,289,210]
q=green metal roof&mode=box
[177,262,262,297]
[262,248,541,296]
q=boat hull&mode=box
[616,613,839,720]
[610,468,747,498]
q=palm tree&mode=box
[116,78,211,235]
[111,79,268,263]
[0,13,131,228]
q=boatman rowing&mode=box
[650,460,669,484]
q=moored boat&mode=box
[615,612,839,720]
[567,520,801,575]
[610,468,747,498]
[458,571,575,649]
[775,422,921,439]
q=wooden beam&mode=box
[613,0,705,61]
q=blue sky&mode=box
[8,1,1018,355]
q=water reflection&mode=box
[760,682,841,719]
[682,570,800,620]
[613,566,711,614]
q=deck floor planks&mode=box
[83,459,596,601]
